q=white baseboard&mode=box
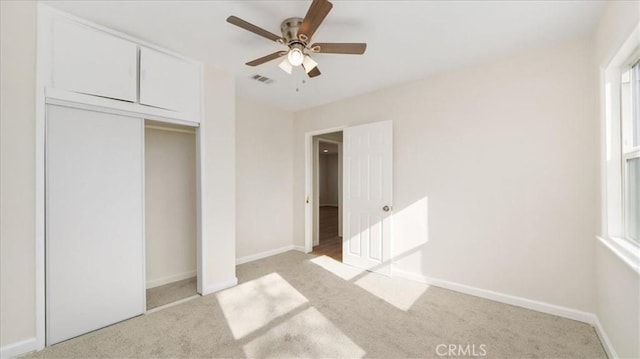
[394,269,622,357]
[393,269,597,324]
[146,270,197,289]
[202,277,238,296]
[0,337,36,359]
[236,245,300,265]
[292,245,306,252]
[593,316,619,359]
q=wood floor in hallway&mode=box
[312,206,342,261]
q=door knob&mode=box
[382,205,391,212]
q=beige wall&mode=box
[236,97,294,259]
[594,0,640,68]
[295,37,598,313]
[145,126,197,287]
[593,1,640,358]
[0,0,37,348]
[202,65,237,291]
[595,243,640,358]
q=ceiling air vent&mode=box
[250,74,274,84]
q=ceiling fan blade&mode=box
[310,43,367,55]
[298,0,333,42]
[227,16,282,42]
[307,67,321,78]
[246,51,287,66]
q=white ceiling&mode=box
[45,1,605,111]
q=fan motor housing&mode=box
[280,17,305,45]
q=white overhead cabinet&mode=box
[48,16,201,122]
[52,19,137,102]
[140,47,201,117]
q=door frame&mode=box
[304,126,346,253]
[314,138,343,248]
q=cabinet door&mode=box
[46,105,144,345]
[52,19,137,102]
[140,47,200,117]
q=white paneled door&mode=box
[46,105,145,345]
[343,121,393,275]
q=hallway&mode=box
[312,206,342,261]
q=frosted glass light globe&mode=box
[287,48,304,66]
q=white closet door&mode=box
[46,105,145,345]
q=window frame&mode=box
[623,152,639,242]
[600,26,640,273]
[621,60,640,244]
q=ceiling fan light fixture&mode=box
[278,58,293,74]
[302,55,318,74]
[287,48,304,67]
[227,0,367,79]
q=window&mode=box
[602,28,640,263]
[622,61,640,243]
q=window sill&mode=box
[597,236,640,275]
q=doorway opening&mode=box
[311,132,343,261]
[144,120,199,310]
[305,121,393,275]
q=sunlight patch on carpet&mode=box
[354,272,429,311]
[309,255,365,280]
[310,255,429,311]
[243,307,366,358]
[217,273,308,339]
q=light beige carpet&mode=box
[146,277,197,310]
[28,251,606,358]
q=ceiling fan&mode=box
[227,0,367,78]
